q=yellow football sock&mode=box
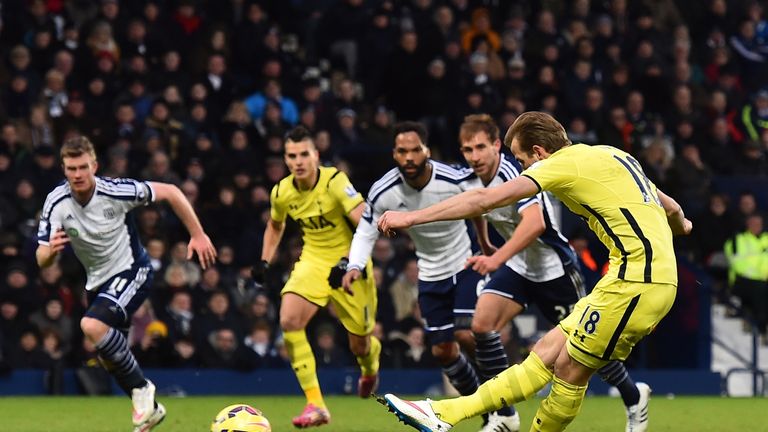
[530,375,588,432]
[284,330,325,408]
[432,352,553,425]
[356,335,381,377]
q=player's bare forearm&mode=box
[153,182,217,268]
[35,229,70,268]
[347,202,365,227]
[261,218,285,263]
[494,204,545,263]
[411,177,538,225]
[658,189,693,236]
[471,217,495,255]
[378,177,539,234]
[36,245,56,268]
[152,182,205,237]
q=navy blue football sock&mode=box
[598,360,640,407]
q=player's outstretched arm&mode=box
[150,182,217,269]
[378,176,539,234]
[657,189,693,236]
[343,203,379,293]
[466,203,545,275]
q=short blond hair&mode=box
[60,136,97,161]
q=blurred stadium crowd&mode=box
[0,0,767,391]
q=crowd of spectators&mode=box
[0,0,767,389]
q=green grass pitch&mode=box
[0,395,765,431]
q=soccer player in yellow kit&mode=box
[378,112,692,432]
[257,126,379,428]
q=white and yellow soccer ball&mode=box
[211,404,271,432]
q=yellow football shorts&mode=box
[281,257,377,336]
[558,275,676,370]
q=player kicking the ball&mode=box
[378,112,691,432]
[458,114,651,431]
[36,136,217,431]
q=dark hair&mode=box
[503,111,571,154]
[284,125,313,144]
[393,121,428,146]
[460,114,499,144]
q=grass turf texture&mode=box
[0,395,764,431]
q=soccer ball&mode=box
[210,404,271,432]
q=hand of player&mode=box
[49,228,70,253]
[252,260,269,285]
[670,217,693,236]
[377,211,414,237]
[466,254,501,276]
[341,268,362,296]
[328,257,349,291]
[187,233,217,270]
[681,218,693,235]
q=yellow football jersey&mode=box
[270,167,364,263]
[522,144,677,286]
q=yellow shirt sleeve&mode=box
[521,153,578,194]
[328,170,364,214]
[270,182,286,222]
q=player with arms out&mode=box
[379,112,692,432]
[459,114,651,431]
[254,126,379,428]
[341,121,515,432]
[36,137,217,432]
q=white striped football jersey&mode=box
[348,161,476,281]
[464,154,577,282]
[37,177,155,290]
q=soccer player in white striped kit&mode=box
[36,137,217,432]
[341,122,515,431]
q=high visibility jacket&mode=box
[724,230,768,285]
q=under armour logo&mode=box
[397,202,407,209]
[65,214,74,220]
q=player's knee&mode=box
[80,317,109,341]
[471,316,494,334]
[349,337,369,357]
[454,330,475,352]
[552,349,593,386]
[279,315,304,332]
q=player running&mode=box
[36,136,217,432]
[378,112,692,432]
[341,122,514,431]
[254,126,379,428]
[459,114,651,431]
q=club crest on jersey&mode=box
[344,185,358,197]
[103,207,116,219]
[66,227,79,238]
